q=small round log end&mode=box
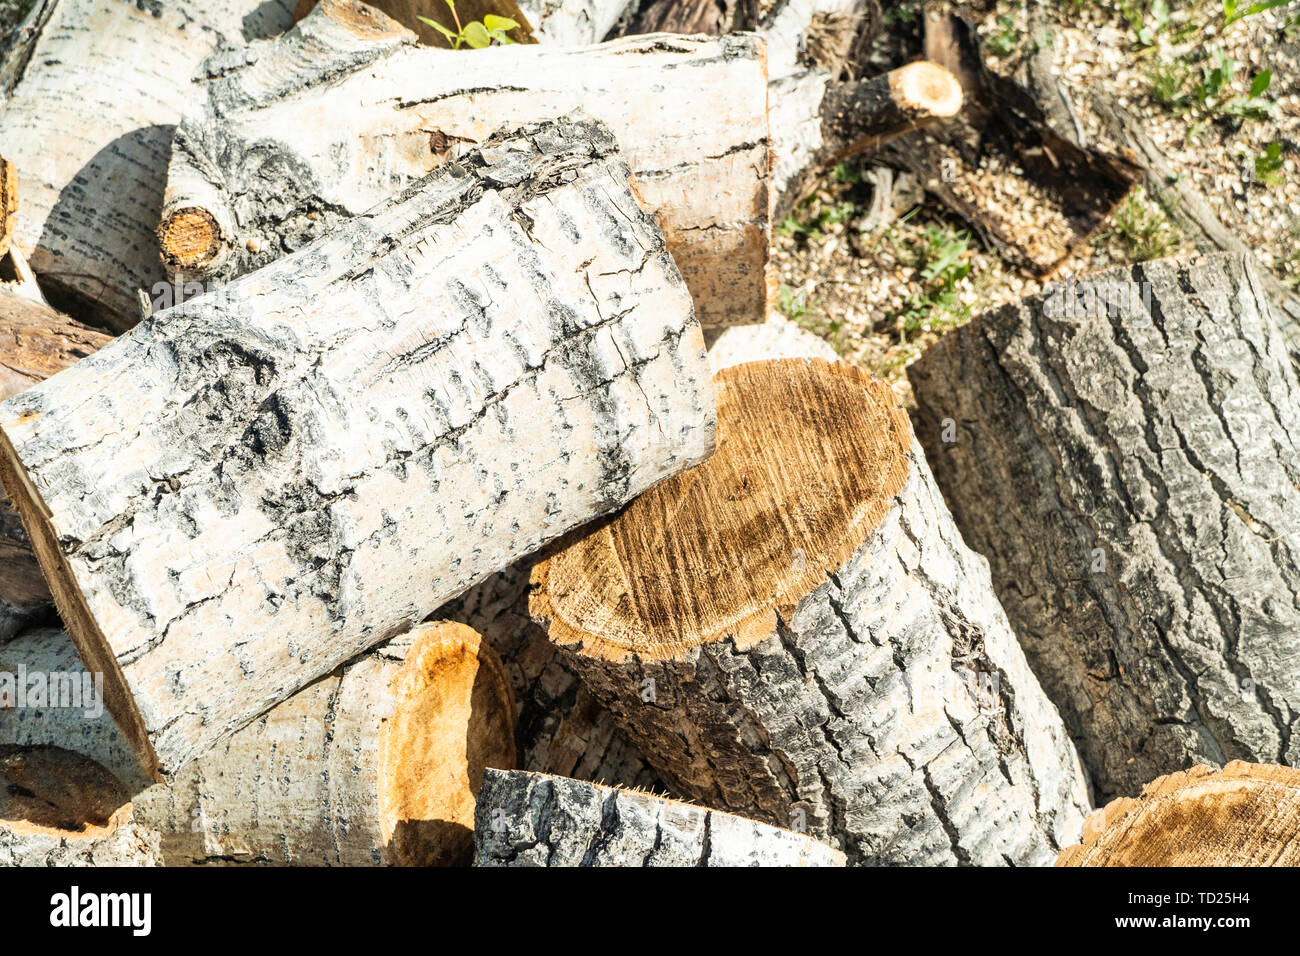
[891,61,964,119]
[157,206,225,274]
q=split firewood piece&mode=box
[0,118,716,780]
[0,746,160,867]
[475,769,846,866]
[437,314,839,790]
[293,0,538,46]
[0,291,112,643]
[159,0,771,328]
[771,60,963,220]
[530,358,1091,865]
[1057,762,1300,866]
[0,0,296,332]
[908,253,1300,802]
[2,622,517,865]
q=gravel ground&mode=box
[776,0,1299,401]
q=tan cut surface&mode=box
[379,621,516,866]
[532,358,912,661]
[157,207,224,272]
[1056,761,1300,866]
[891,61,964,118]
[0,745,131,838]
[0,292,113,401]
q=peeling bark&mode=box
[474,769,846,866]
[0,0,296,331]
[0,119,715,779]
[531,359,1090,865]
[908,253,1300,800]
[160,0,772,328]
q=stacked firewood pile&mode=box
[0,0,1297,868]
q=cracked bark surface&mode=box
[1057,761,1300,866]
[159,0,771,328]
[0,745,160,867]
[2,622,516,865]
[0,290,111,641]
[0,0,296,332]
[908,253,1300,801]
[0,118,715,780]
[530,358,1090,865]
[474,768,846,866]
[437,313,841,791]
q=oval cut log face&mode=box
[533,358,913,660]
[379,622,516,867]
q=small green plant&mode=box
[1222,0,1294,27]
[418,0,518,49]
[1253,142,1286,186]
[1129,0,1170,46]
[778,284,850,354]
[1145,57,1191,107]
[1098,188,1182,261]
[1191,52,1274,119]
[987,16,1019,57]
[778,200,857,240]
[889,224,975,342]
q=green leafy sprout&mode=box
[418,0,519,49]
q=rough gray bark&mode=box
[160,0,771,328]
[0,0,296,331]
[474,769,846,866]
[0,119,715,780]
[908,253,1300,801]
[532,360,1091,865]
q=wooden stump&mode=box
[1057,762,1300,866]
[0,119,715,779]
[2,622,516,865]
[160,0,771,328]
[474,769,846,866]
[908,253,1300,801]
[0,0,295,331]
[0,746,160,867]
[530,358,1090,865]
[0,290,112,642]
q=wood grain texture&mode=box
[160,0,772,328]
[1057,761,1300,866]
[531,358,1090,864]
[909,253,1300,801]
[0,291,111,641]
[0,157,15,260]
[2,622,516,865]
[0,0,296,331]
[0,119,715,780]
[475,769,846,866]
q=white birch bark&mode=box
[0,0,296,332]
[475,769,846,866]
[517,0,632,44]
[0,119,715,780]
[160,0,772,328]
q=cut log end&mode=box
[379,621,517,867]
[1057,762,1300,867]
[158,206,225,273]
[530,358,912,662]
[890,60,964,120]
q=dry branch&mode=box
[0,119,715,780]
[530,358,1090,865]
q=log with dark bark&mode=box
[474,769,846,866]
[529,358,1090,865]
[0,119,715,780]
[0,0,296,332]
[0,622,515,865]
[294,0,538,45]
[0,291,112,642]
[908,253,1300,801]
[1057,762,1300,866]
[631,0,758,35]
[159,0,771,328]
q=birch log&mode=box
[0,119,716,780]
[516,0,633,44]
[530,358,1091,865]
[0,622,515,865]
[0,291,112,642]
[1057,762,1300,866]
[436,312,837,789]
[159,0,772,328]
[0,0,296,332]
[0,746,160,867]
[908,253,1300,801]
[475,769,846,866]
